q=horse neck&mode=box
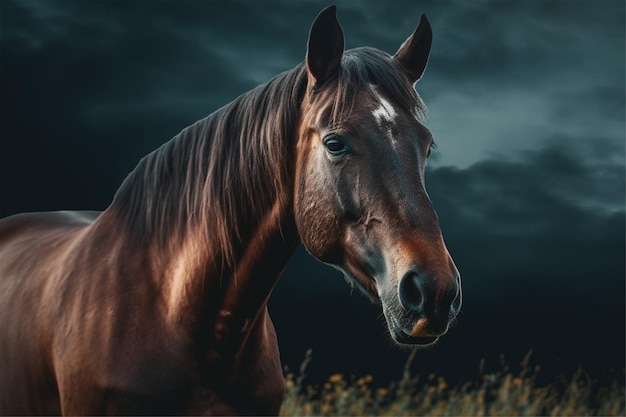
[209,196,299,356]
[97,193,298,359]
[170,176,299,362]
[105,67,307,351]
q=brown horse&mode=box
[0,6,460,416]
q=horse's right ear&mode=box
[306,5,344,85]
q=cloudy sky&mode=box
[1,0,624,385]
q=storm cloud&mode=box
[1,0,624,383]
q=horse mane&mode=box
[110,47,426,267]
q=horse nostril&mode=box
[450,285,462,317]
[399,271,424,314]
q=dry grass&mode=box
[280,350,625,416]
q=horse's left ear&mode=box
[393,14,432,84]
[306,5,344,85]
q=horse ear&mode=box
[306,5,344,84]
[393,14,432,84]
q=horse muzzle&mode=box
[384,267,461,346]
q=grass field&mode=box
[280,350,625,416]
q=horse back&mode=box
[0,211,99,415]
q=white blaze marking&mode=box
[370,85,399,146]
[371,88,398,126]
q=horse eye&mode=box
[426,142,436,158]
[323,136,349,156]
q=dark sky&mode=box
[1,0,624,387]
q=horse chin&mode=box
[381,304,443,347]
[390,330,439,347]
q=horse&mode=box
[0,6,461,415]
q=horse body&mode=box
[0,208,291,414]
[1,7,461,415]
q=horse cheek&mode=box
[294,164,342,263]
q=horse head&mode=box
[294,6,461,346]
